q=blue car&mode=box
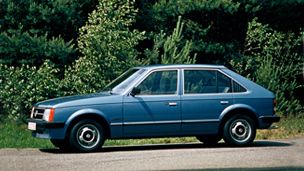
[28,64,280,152]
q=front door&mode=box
[123,69,181,137]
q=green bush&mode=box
[0,0,98,40]
[144,16,196,65]
[0,60,60,120]
[0,30,75,67]
[0,0,98,67]
[62,0,145,95]
[255,57,302,114]
[140,0,245,64]
[230,18,303,115]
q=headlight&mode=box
[43,108,55,122]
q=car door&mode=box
[123,69,181,137]
[181,69,233,134]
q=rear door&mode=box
[181,69,233,134]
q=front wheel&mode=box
[69,119,105,152]
[223,115,256,146]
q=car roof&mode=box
[134,64,226,70]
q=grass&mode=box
[0,119,53,149]
[0,115,303,148]
[256,115,304,140]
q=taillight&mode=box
[273,99,276,114]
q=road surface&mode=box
[1,137,304,171]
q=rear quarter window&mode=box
[232,81,247,93]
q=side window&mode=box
[217,72,232,93]
[184,70,231,94]
[136,70,177,95]
[232,81,247,93]
[184,70,216,94]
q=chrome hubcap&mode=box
[77,124,100,149]
[230,119,252,143]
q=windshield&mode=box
[103,68,146,94]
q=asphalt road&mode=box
[1,137,304,171]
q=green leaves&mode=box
[230,18,303,115]
[63,0,145,95]
[144,16,196,64]
[0,31,75,67]
[0,60,60,120]
[0,0,98,66]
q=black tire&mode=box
[196,135,221,146]
[69,119,105,152]
[50,139,69,150]
[223,115,256,146]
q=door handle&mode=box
[220,101,229,105]
[168,102,177,106]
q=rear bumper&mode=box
[259,115,280,123]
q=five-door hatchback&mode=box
[28,64,280,152]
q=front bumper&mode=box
[28,119,65,131]
[259,115,280,123]
[27,119,65,139]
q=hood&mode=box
[35,92,119,108]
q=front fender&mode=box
[65,108,109,125]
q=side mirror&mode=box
[130,87,141,96]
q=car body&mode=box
[28,64,280,152]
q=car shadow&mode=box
[39,140,292,154]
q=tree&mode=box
[230,18,303,115]
[63,0,145,95]
[0,30,75,67]
[144,16,196,64]
[0,0,98,66]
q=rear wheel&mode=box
[69,119,105,152]
[196,135,221,146]
[223,115,256,146]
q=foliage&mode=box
[138,0,245,64]
[62,0,145,95]
[0,30,75,67]
[0,0,98,66]
[0,0,98,40]
[255,57,302,114]
[0,60,60,120]
[230,18,303,115]
[144,16,196,64]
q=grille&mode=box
[32,108,44,119]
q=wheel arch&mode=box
[219,104,259,134]
[64,109,111,139]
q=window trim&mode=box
[128,69,180,96]
[182,68,248,95]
